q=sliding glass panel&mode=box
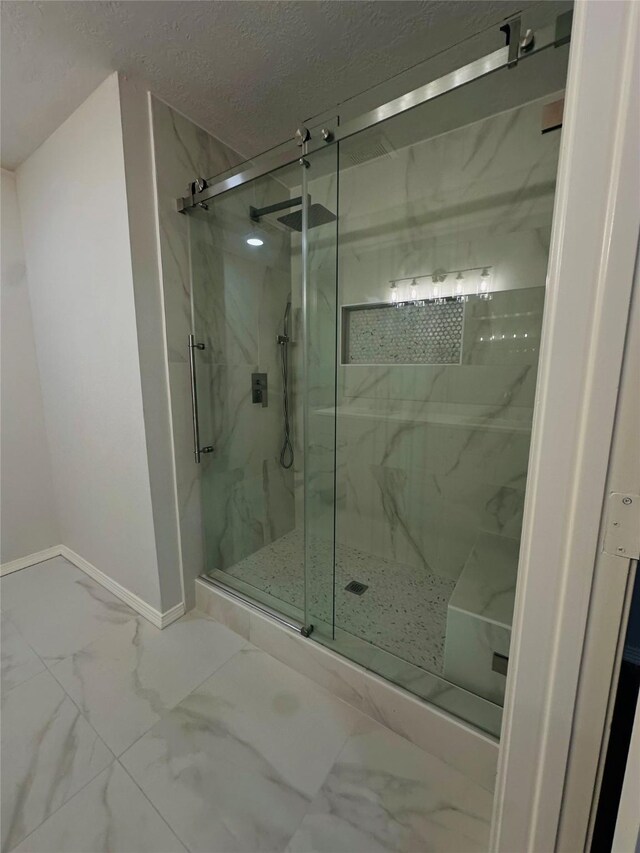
[310,33,570,735]
[188,159,308,623]
[299,145,339,637]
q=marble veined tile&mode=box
[195,582,252,639]
[286,717,493,853]
[0,557,84,612]
[1,670,113,852]
[444,608,511,706]
[1,616,44,693]
[121,647,363,852]
[50,612,247,756]
[449,533,519,627]
[4,566,137,665]
[12,763,186,853]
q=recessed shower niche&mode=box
[342,299,465,365]
[183,10,570,736]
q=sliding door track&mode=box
[198,574,313,638]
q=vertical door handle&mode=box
[188,334,214,463]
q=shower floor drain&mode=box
[345,580,368,596]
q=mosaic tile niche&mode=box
[343,299,464,365]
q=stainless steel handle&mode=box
[188,335,214,463]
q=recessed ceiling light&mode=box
[246,236,264,247]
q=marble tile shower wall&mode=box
[191,180,296,573]
[151,100,295,594]
[152,91,559,608]
[151,99,244,602]
[332,95,560,583]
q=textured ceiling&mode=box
[0,0,535,170]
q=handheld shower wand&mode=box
[278,300,294,469]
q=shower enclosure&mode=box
[182,8,572,736]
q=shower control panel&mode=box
[251,373,268,407]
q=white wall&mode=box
[16,74,163,610]
[118,75,183,610]
[1,169,60,562]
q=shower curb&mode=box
[195,576,499,791]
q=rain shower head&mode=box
[250,197,336,233]
[277,203,336,232]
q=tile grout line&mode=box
[3,678,117,853]
[38,611,247,756]
[2,556,141,667]
[112,759,191,853]
[1,614,49,697]
[110,634,253,760]
[2,565,146,851]
[206,587,499,790]
[279,709,362,850]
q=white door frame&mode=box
[612,680,640,853]
[556,233,639,850]
[491,1,640,851]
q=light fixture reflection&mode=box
[246,236,264,247]
[479,267,492,296]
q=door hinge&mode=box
[603,493,640,560]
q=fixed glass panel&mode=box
[311,40,570,735]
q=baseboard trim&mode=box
[1,545,184,629]
[0,546,63,576]
[158,601,186,629]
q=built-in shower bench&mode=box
[443,532,519,706]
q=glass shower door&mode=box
[189,159,307,623]
[187,147,340,642]
[187,8,570,736]
[299,144,339,639]
[307,39,568,735]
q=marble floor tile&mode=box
[121,647,363,852]
[12,763,186,853]
[286,718,493,853]
[1,616,45,693]
[4,568,137,665]
[50,611,247,755]
[0,558,85,612]
[1,670,113,852]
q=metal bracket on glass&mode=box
[301,624,314,638]
[500,17,522,67]
[492,652,509,676]
[295,126,311,146]
[188,334,215,463]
